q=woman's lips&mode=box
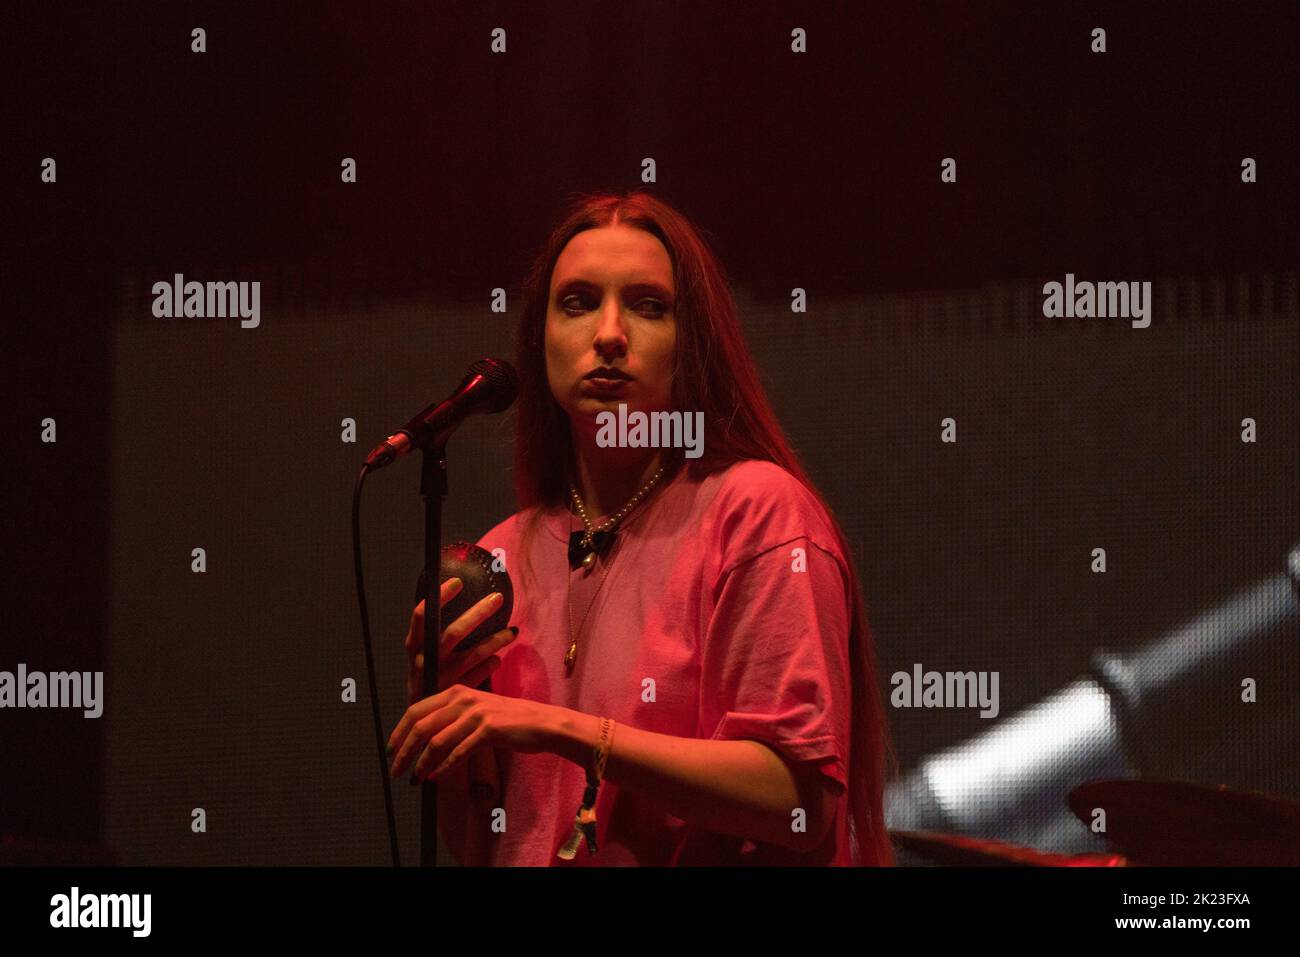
[582,376,631,391]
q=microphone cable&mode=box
[352,462,401,867]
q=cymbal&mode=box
[1068,778,1300,866]
[890,830,1125,867]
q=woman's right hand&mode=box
[405,576,517,706]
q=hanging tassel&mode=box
[556,782,600,860]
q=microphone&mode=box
[415,544,515,803]
[885,540,1300,857]
[365,358,519,470]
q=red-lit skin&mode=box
[545,224,677,519]
[387,224,839,856]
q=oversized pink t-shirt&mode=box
[439,458,857,865]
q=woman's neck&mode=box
[568,437,670,521]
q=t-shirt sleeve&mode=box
[698,534,852,790]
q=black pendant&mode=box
[568,529,616,570]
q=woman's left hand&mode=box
[387,685,561,783]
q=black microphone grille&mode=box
[469,357,520,412]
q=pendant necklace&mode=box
[563,459,672,671]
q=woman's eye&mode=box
[559,294,669,316]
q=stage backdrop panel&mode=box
[106,272,1299,863]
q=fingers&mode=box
[406,672,422,708]
[438,592,506,658]
[413,650,499,681]
[415,719,491,784]
[404,577,464,655]
[445,654,502,693]
[438,576,466,609]
[415,635,509,691]
[388,691,462,777]
[412,627,514,675]
[445,625,516,677]
[409,628,514,706]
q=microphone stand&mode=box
[419,443,448,867]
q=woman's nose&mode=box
[593,300,628,354]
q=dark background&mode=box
[5,1,1298,863]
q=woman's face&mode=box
[545,224,677,435]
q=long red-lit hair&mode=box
[510,189,896,866]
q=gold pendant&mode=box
[581,551,597,570]
[564,641,578,668]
